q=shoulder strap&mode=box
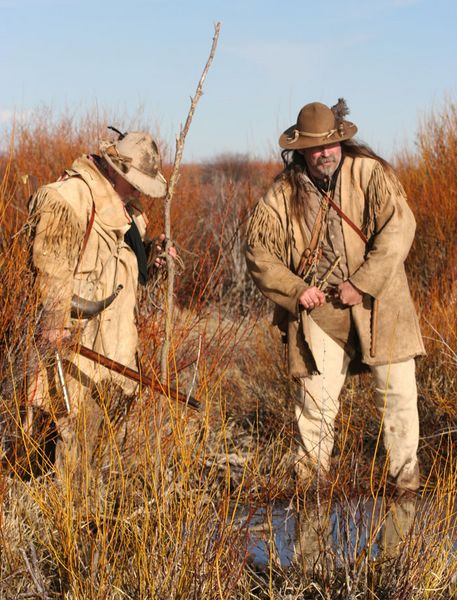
[296,202,326,277]
[73,200,96,274]
[324,193,368,244]
[296,190,368,278]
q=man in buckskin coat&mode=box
[245,100,425,491]
[28,130,169,478]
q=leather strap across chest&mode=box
[74,199,96,274]
[297,190,368,279]
[323,192,368,244]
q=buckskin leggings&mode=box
[295,317,419,483]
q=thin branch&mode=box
[186,334,202,404]
[420,428,457,440]
[20,546,49,599]
[160,22,221,383]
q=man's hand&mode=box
[299,286,326,310]
[42,327,71,346]
[337,280,363,306]
[40,309,72,346]
[153,234,177,268]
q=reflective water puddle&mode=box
[234,495,457,569]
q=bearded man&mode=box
[28,129,170,479]
[245,100,425,492]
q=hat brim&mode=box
[279,121,357,150]
[103,153,168,198]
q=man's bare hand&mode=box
[299,286,326,310]
[337,280,363,306]
[42,328,71,346]
[154,233,176,268]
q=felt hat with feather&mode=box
[279,99,357,150]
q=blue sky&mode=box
[1,0,457,162]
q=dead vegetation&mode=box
[0,103,456,598]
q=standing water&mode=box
[234,494,457,570]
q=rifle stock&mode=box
[76,344,200,411]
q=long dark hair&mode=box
[277,139,395,221]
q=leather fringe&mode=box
[28,187,84,264]
[364,163,407,239]
[246,199,287,262]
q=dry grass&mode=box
[0,104,456,598]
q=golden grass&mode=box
[0,104,455,598]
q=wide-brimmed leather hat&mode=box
[279,101,357,150]
[100,131,167,198]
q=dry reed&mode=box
[0,103,455,598]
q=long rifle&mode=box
[76,344,200,411]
